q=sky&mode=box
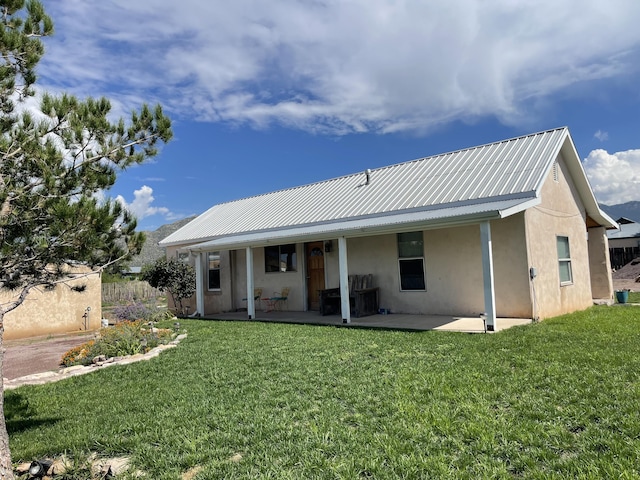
[34,0,640,230]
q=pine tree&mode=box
[0,1,173,476]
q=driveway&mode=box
[3,332,95,380]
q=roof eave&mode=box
[183,198,538,252]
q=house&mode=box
[159,127,616,330]
[607,218,640,270]
[1,265,102,340]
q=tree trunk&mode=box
[0,316,15,479]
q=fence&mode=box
[610,247,640,271]
[102,281,163,304]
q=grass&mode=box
[627,290,640,303]
[6,306,640,479]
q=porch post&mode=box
[246,247,255,319]
[480,221,497,331]
[194,252,205,316]
[338,236,350,323]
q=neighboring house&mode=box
[607,218,640,270]
[159,127,616,330]
[1,266,102,340]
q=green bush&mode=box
[61,321,175,367]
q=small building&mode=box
[607,218,640,270]
[159,127,616,329]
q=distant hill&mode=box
[129,216,197,268]
[599,201,640,223]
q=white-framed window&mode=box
[208,252,221,290]
[265,244,297,272]
[398,231,426,291]
[556,236,573,285]
[176,251,190,264]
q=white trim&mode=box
[338,236,350,324]
[246,247,255,319]
[181,198,534,252]
[194,252,204,316]
[480,221,497,331]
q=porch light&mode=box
[28,459,53,477]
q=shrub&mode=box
[112,301,154,322]
[60,321,176,367]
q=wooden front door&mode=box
[306,242,325,311]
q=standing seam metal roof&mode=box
[160,127,584,246]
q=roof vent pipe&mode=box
[365,169,372,185]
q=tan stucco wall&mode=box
[242,245,307,311]
[2,267,102,340]
[323,217,532,318]
[589,227,614,299]
[524,154,593,319]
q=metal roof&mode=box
[160,127,615,248]
[607,220,640,239]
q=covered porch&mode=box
[203,310,533,333]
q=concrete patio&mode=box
[204,310,533,333]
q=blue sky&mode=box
[36,0,640,230]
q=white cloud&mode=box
[594,130,609,142]
[116,185,176,221]
[584,149,640,204]
[38,0,640,135]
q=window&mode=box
[208,252,221,290]
[265,244,297,272]
[177,251,190,264]
[556,236,572,285]
[398,232,425,290]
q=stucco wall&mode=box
[524,154,593,319]
[322,218,531,318]
[588,227,614,299]
[2,268,102,340]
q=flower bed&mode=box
[61,320,175,367]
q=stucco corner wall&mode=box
[588,226,613,300]
[2,268,102,340]
[524,153,593,319]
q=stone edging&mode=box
[4,334,187,390]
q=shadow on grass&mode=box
[5,392,60,434]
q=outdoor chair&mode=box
[319,274,379,317]
[263,287,289,312]
[242,288,263,311]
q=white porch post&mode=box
[480,221,497,331]
[246,247,255,319]
[194,252,205,316]
[338,236,350,324]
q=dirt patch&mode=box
[613,257,640,280]
[3,332,94,380]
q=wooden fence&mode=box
[102,281,163,303]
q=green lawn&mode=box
[7,306,640,479]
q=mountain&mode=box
[129,216,197,268]
[599,201,640,223]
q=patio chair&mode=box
[264,287,289,312]
[242,288,263,311]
